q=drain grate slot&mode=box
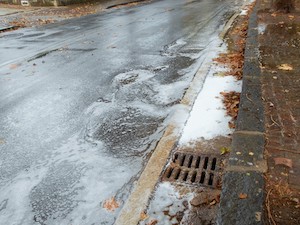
[162,152,222,188]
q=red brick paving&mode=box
[258,0,300,224]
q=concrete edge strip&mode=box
[114,7,248,225]
[219,0,254,40]
[219,13,239,40]
[217,1,266,224]
[0,25,14,32]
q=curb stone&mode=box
[217,1,266,225]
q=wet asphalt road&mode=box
[0,0,242,224]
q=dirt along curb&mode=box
[217,1,267,225]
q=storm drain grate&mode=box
[162,152,222,188]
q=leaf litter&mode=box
[211,5,255,130]
[103,197,120,212]
[220,91,240,129]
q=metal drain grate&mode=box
[162,152,222,188]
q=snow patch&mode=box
[240,9,248,16]
[140,182,194,225]
[258,23,267,34]
[179,71,242,145]
[113,70,156,87]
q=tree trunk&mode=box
[272,0,295,13]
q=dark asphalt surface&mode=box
[0,0,243,224]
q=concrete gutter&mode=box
[114,7,248,225]
[217,1,267,224]
[0,25,15,32]
[0,8,24,16]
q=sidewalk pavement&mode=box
[218,0,300,224]
[259,0,300,224]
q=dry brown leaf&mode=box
[140,212,148,220]
[277,64,293,71]
[274,157,293,168]
[209,200,217,206]
[103,197,120,212]
[147,220,158,225]
[271,12,277,17]
[228,121,235,129]
[9,64,20,69]
[239,193,248,199]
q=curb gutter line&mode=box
[114,6,249,225]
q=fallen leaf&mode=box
[228,121,235,129]
[277,64,293,71]
[215,71,226,77]
[274,157,293,168]
[0,138,5,144]
[220,147,231,155]
[239,193,248,199]
[209,200,217,206]
[280,172,289,176]
[147,220,158,225]
[103,197,120,212]
[140,212,148,220]
[9,64,20,69]
[255,212,262,222]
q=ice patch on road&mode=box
[0,134,143,225]
[113,70,156,87]
[152,79,188,105]
[179,70,242,145]
[0,166,48,224]
[160,38,187,57]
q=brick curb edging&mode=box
[217,1,267,225]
